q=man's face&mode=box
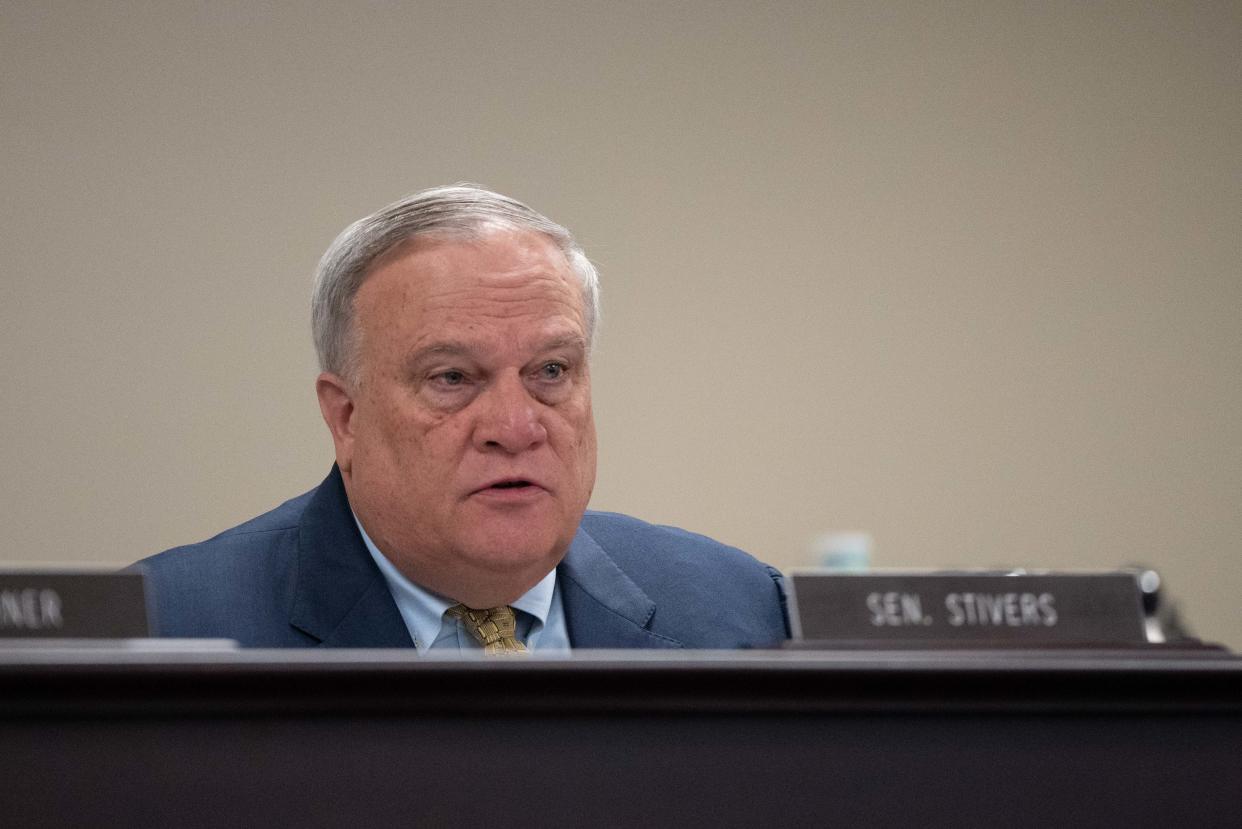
[318,228,597,607]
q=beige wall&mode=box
[2,1,1239,646]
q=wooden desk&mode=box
[3,648,1240,827]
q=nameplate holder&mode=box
[0,570,149,639]
[788,571,1147,647]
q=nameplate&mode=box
[0,571,149,638]
[788,571,1146,645]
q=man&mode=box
[136,185,788,651]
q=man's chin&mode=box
[454,530,569,580]
[448,548,563,607]
[462,541,565,573]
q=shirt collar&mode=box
[352,513,557,651]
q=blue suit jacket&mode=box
[135,467,789,649]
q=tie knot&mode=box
[446,604,528,655]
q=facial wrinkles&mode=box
[419,276,582,342]
[361,264,585,445]
[362,244,580,353]
[415,338,587,451]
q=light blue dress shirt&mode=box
[354,515,571,653]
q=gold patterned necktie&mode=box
[445,604,529,655]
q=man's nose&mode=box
[471,373,548,453]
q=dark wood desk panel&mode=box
[3,650,1240,827]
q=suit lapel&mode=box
[288,467,413,648]
[560,526,685,649]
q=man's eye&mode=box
[538,362,566,381]
[436,370,466,386]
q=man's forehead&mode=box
[350,228,589,370]
[409,331,588,363]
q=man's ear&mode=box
[316,372,356,475]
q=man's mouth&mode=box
[472,477,545,496]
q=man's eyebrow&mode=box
[405,335,586,365]
[540,334,588,353]
[406,342,474,366]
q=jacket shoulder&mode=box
[579,510,789,646]
[131,489,318,645]
[580,510,771,568]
